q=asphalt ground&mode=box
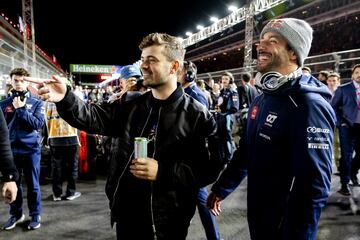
[0,172,359,240]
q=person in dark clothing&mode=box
[0,109,19,204]
[27,33,223,240]
[207,18,335,240]
[331,64,360,195]
[237,72,260,126]
[179,61,221,240]
[215,71,239,163]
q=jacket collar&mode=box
[149,83,184,108]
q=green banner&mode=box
[70,64,117,74]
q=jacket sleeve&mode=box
[0,110,18,182]
[55,88,121,136]
[16,99,45,130]
[211,130,248,199]
[289,96,335,239]
[225,90,239,115]
[330,87,343,127]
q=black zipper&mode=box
[150,106,162,240]
[110,108,153,212]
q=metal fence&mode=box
[197,48,360,84]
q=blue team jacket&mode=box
[212,74,336,240]
[0,92,45,154]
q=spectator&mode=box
[179,61,221,240]
[0,68,45,230]
[331,64,360,194]
[44,100,81,201]
[215,71,239,164]
[28,33,223,239]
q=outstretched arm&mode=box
[23,75,67,102]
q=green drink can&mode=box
[134,137,148,159]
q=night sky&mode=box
[1,0,248,71]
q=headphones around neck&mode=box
[184,61,197,82]
[260,68,303,91]
[11,89,27,101]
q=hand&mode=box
[206,191,223,216]
[2,182,18,204]
[12,96,26,109]
[23,75,67,102]
[130,158,158,181]
[215,105,221,113]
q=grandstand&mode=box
[185,0,360,83]
[0,10,65,96]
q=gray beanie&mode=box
[260,18,313,66]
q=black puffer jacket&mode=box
[56,84,223,235]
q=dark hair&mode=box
[319,70,330,78]
[222,71,234,84]
[242,72,252,83]
[352,64,360,74]
[10,68,30,78]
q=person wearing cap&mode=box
[108,64,143,103]
[30,33,223,239]
[207,18,336,240]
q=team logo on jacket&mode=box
[5,106,13,113]
[250,106,258,119]
[265,113,277,127]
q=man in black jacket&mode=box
[0,110,19,204]
[28,33,223,240]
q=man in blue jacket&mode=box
[179,61,221,240]
[207,18,336,240]
[0,68,44,231]
[331,63,360,195]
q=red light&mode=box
[100,74,111,80]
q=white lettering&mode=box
[259,133,271,140]
[308,143,330,149]
[306,126,330,134]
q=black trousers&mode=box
[50,145,79,197]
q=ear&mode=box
[288,49,297,63]
[170,60,180,75]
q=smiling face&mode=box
[140,44,176,89]
[256,32,297,74]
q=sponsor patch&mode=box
[259,132,271,140]
[307,126,330,134]
[250,106,258,120]
[5,106,13,113]
[308,143,330,149]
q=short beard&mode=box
[143,81,163,89]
